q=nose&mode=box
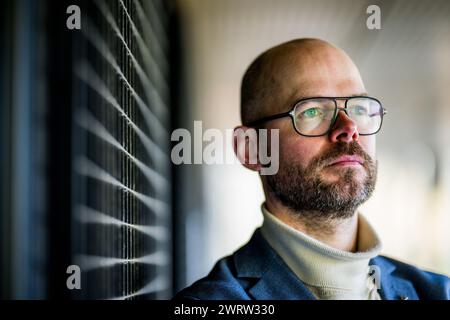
[329,109,359,143]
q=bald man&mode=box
[174,39,450,300]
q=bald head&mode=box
[241,38,366,125]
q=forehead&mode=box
[272,46,366,105]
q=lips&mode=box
[328,155,364,166]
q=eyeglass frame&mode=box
[245,96,387,137]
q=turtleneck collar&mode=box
[260,203,383,299]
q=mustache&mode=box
[313,142,375,169]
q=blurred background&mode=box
[1,0,449,299]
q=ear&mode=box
[233,125,262,172]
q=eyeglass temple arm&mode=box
[245,111,292,127]
[368,108,388,117]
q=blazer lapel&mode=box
[233,229,316,300]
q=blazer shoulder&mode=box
[375,255,450,299]
[377,255,450,281]
[172,255,253,300]
[173,230,269,300]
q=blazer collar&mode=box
[234,228,418,300]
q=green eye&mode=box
[302,108,320,118]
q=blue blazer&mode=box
[174,229,450,300]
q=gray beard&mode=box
[266,142,377,221]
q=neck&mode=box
[265,198,359,252]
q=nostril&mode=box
[336,131,351,142]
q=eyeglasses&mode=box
[246,96,387,137]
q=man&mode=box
[174,38,450,300]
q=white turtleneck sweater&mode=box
[260,204,383,300]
